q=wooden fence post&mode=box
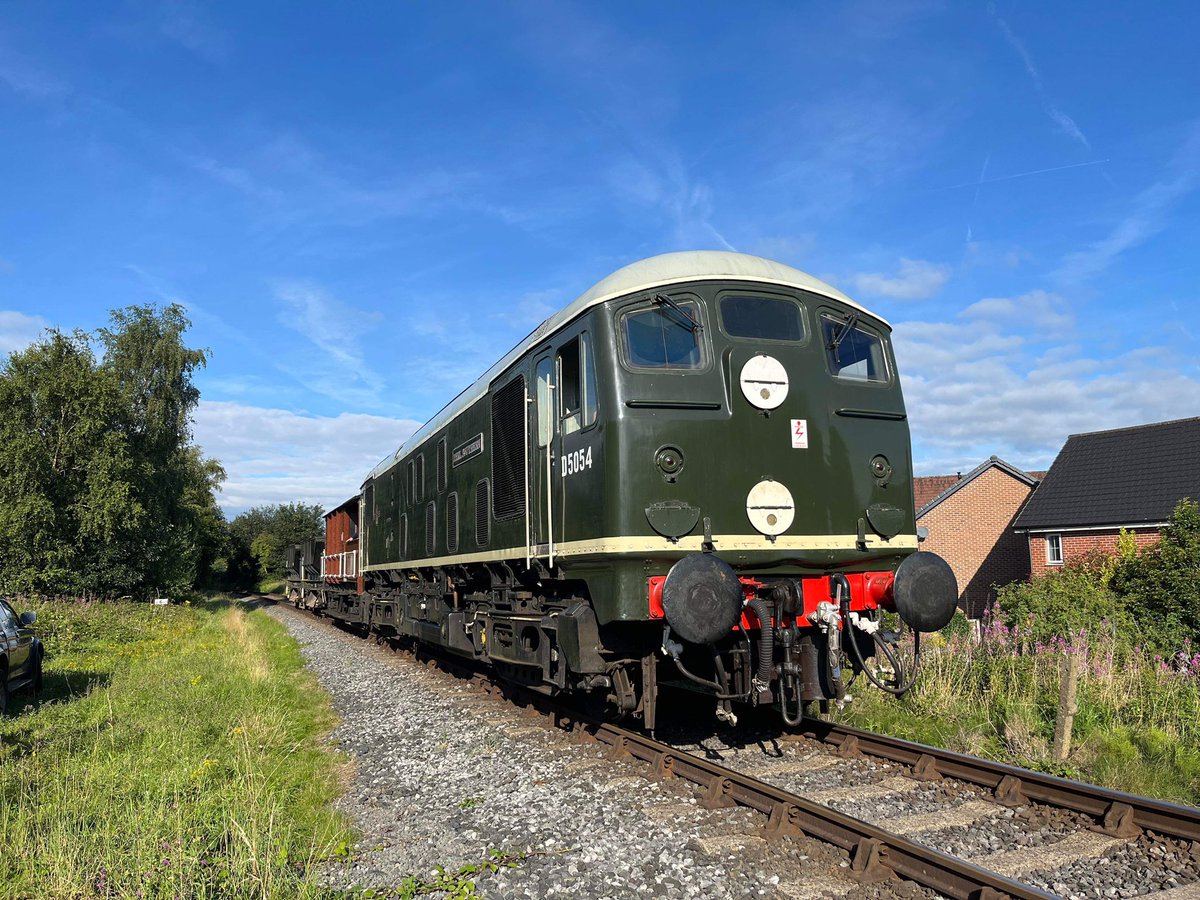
[1053,653,1080,761]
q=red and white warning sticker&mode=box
[790,418,808,449]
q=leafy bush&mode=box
[1110,499,1200,651]
[993,565,1133,649]
[845,501,1200,804]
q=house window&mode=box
[1046,533,1063,566]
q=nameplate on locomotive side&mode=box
[452,433,484,467]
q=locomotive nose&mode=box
[662,553,744,644]
[891,551,959,632]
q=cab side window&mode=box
[536,357,554,447]
[821,315,889,383]
[558,334,598,435]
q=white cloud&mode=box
[767,94,944,221]
[607,151,735,251]
[274,280,385,408]
[898,306,1200,476]
[0,310,49,355]
[960,289,1072,333]
[851,258,950,300]
[185,132,481,231]
[158,0,230,64]
[0,42,68,99]
[193,401,420,514]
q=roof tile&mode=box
[1013,418,1200,529]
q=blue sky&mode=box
[3,1,1198,513]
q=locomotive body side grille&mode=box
[425,502,436,558]
[491,376,526,520]
[475,479,490,546]
[447,492,459,554]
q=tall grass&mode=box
[0,597,352,898]
[843,612,1200,805]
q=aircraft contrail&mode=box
[934,158,1109,192]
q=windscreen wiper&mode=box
[827,311,860,353]
[654,294,702,333]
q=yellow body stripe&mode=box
[362,533,919,572]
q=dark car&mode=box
[0,600,42,713]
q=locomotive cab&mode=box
[599,274,958,724]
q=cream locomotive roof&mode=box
[366,251,882,482]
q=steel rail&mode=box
[560,711,1054,900]
[799,719,1200,844]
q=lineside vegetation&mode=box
[0,597,352,898]
[0,305,224,598]
[846,501,1200,805]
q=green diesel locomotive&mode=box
[294,251,958,728]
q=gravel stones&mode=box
[266,605,869,899]
[915,806,1078,859]
[1023,834,1200,898]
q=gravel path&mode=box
[264,604,928,899]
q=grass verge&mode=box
[256,577,287,596]
[0,596,352,899]
[841,618,1200,805]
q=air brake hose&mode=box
[844,606,922,696]
[661,623,751,701]
[746,598,776,689]
[669,653,751,700]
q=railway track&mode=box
[659,709,1200,899]
[269,597,1200,900]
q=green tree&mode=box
[98,304,217,595]
[1109,499,1200,649]
[0,331,135,594]
[995,563,1132,647]
[0,306,225,597]
[229,502,325,584]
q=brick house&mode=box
[914,457,1043,618]
[1013,418,1200,576]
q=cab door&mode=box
[531,353,557,563]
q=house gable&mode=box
[916,457,1040,618]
